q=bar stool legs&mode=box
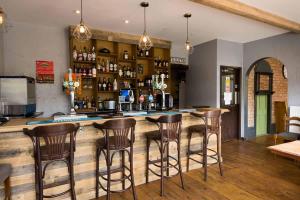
[4,177,11,200]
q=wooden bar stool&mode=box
[187,110,223,181]
[23,123,79,200]
[93,118,137,200]
[145,114,184,196]
[0,164,12,200]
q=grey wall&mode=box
[217,39,243,107]
[243,32,300,138]
[0,29,3,74]
[186,39,218,107]
[3,21,69,116]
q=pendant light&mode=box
[73,0,92,41]
[0,7,5,26]
[139,2,153,51]
[184,13,193,54]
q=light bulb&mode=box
[79,25,85,33]
[143,36,147,43]
[0,15,3,25]
[186,44,190,50]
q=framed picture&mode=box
[36,60,54,83]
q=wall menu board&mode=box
[36,60,54,83]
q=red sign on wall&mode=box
[36,60,54,83]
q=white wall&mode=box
[3,21,69,116]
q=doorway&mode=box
[256,95,268,136]
[220,66,241,142]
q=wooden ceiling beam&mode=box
[189,0,300,33]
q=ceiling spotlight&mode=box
[124,20,130,24]
[74,10,81,14]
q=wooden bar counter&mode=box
[0,109,226,199]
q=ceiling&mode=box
[1,0,299,46]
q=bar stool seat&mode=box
[0,164,11,183]
[0,163,12,200]
[96,136,131,150]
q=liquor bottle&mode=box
[87,49,92,61]
[123,50,129,60]
[101,59,105,72]
[78,49,83,61]
[82,67,87,77]
[113,78,118,91]
[165,61,169,67]
[154,58,157,67]
[102,78,107,91]
[88,68,92,77]
[106,59,109,72]
[130,69,134,78]
[119,66,123,77]
[98,79,101,91]
[92,65,97,78]
[91,46,96,61]
[107,78,112,91]
[87,97,92,109]
[145,49,149,57]
[109,60,114,72]
[83,47,88,61]
[126,67,131,78]
[73,46,78,61]
[97,63,101,74]
[83,97,87,109]
[140,50,144,57]
[113,59,118,72]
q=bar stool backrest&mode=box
[94,118,136,149]
[204,110,221,135]
[23,123,79,160]
[157,114,182,141]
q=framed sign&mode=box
[36,60,54,83]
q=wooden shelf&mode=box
[136,56,154,61]
[73,60,96,64]
[119,77,137,80]
[97,53,118,57]
[97,72,118,75]
[81,76,96,79]
[118,59,136,63]
[97,90,119,93]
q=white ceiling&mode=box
[1,0,299,46]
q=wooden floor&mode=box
[96,136,300,200]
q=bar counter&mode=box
[0,109,226,199]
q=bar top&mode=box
[0,108,228,133]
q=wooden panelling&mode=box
[0,114,219,199]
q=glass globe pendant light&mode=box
[0,7,5,26]
[184,13,193,54]
[73,0,92,41]
[139,2,153,51]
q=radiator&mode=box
[289,106,300,133]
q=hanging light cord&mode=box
[186,17,189,41]
[80,0,83,23]
[144,6,147,34]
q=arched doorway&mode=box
[246,57,288,137]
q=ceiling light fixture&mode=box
[184,13,193,54]
[0,7,5,25]
[72,0,92,41]
[124,20,129,24]
[75,10,81,14]
[138,2,153,51]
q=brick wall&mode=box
[247,58,288,128]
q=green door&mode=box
[256,95,268,136]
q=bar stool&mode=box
[23,123,79,200]
[93,118,137,200]
[0,164,12,200]
[145,114,184,196]
[186,110,223,181]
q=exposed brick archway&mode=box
[246,57,288,135]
